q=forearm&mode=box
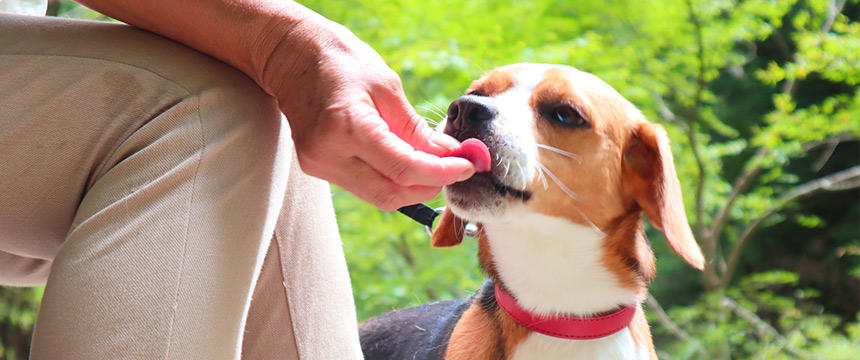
[74,0,319,87]
[77,1,474,210]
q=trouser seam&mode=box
[274,228,303,360]
[84,97,187,193]
[163,94,205,359]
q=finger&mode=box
[354,117,476,187]
[301,155,443,211]
[370,76,462,156]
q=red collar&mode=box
[494,285,637,340]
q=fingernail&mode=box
[432,133,460,152]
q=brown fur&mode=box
[467,68,515,96]
[433,64,703,358]
[444,302,531,360]
[445,304,501,360]
[622,123,705,269]
[522,69,662,287]
[431,209,467,247]
[526,70,632,229]
[602,210,656,291]
[477,230,499,281]
[496,310,531,357]
[629,304,657,359]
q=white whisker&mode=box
[536,165,549,190]
[536,162,602,233]
[536,163,577,200]
[418,105,447,123]
[536,144,582,163]
[513,161,527,190]
[422,116,440,126]
[427,102,447,115]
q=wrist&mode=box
[247,3,333,96]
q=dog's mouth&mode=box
[470,172,531,201]
[444,163,532,216]
[445,138,533,212]
[444,118,533,213]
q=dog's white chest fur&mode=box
[481,209,645,359]
[511,328,646,360]
[483,209,639,315]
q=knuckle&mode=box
[387,156,416,185]
[317,104,351,133]
[401,118,425,142]
[378,69,404,93]
[320,101,381,137]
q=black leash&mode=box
[397,204,441,230]
[398,204,479,238]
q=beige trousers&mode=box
[0,13,362,359]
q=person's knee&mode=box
[0,252,52,286]
[135,24,288,172]
[195,77,286,177]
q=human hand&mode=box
[255,14,475,210]
[68,1,474,210]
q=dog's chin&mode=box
[444,173,531,222]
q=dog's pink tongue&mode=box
[449,138,491,173]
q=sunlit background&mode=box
[1,1,858,359]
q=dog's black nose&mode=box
[447,95,497,130]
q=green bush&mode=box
[655,271,860,359]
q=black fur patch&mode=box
[475,280,506,359]
[359,297,472,360]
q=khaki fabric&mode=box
[0,13,362,359]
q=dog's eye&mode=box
[549,105,588,128]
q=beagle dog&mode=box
[359,63,704,360]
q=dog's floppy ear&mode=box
[431,209,466,247]
[622,122,705,270]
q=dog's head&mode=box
[432,63,704,271]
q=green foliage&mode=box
[333,188,484,321]
[656,271,860,359]
[306,0,860,355]
[51,0,111,20]
[0,287,42,360]
[1,0,857,358]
